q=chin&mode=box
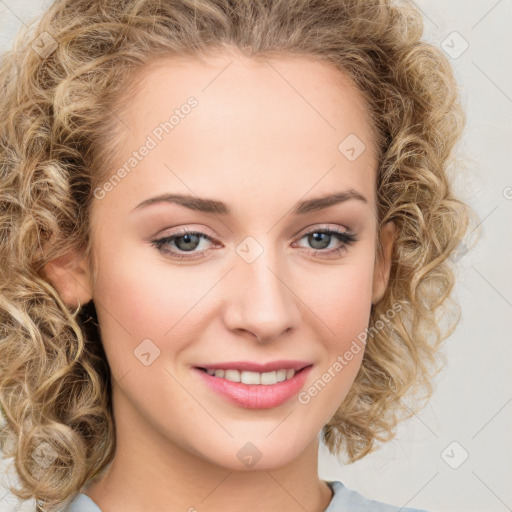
[198,435,313,472]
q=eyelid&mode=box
[295,222,350,237]
[152,224,219,241]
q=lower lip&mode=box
[193,366,313,409]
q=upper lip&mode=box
[195,360,313,372]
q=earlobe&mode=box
[371,221,396,305]
[43,250,93,308]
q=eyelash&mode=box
[151,226,358,261]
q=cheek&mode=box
[90,246,220,372]
[296,264,374,424]
[92,241,201,333]
[302,256,375,342]
[298,254,374,407]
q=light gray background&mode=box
[1,1,511,511]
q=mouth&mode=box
[192,362,314,409]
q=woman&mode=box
[0,1,477,511]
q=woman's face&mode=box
[78,51,393,470]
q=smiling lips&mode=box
[194,360,313,409]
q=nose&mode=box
[222,248,301,343]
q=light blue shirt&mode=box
[60,480,429,511]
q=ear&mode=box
[43,250,94,308]
[371,221,396,305]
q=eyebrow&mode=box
[131,189,368,215]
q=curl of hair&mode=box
[0,0,479,509]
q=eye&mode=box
[293,226,358,258]
[151,228,218,261]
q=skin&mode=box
[45,48,395,511]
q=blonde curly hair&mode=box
[0,0,478,510]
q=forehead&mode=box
[94,50,378,220]
[123,50,376,153]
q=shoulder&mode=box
[59,493,102,512]
[324,480,431,512]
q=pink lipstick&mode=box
[193,360,313,409]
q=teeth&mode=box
[224,369,240,382]
[204,368,297,385]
